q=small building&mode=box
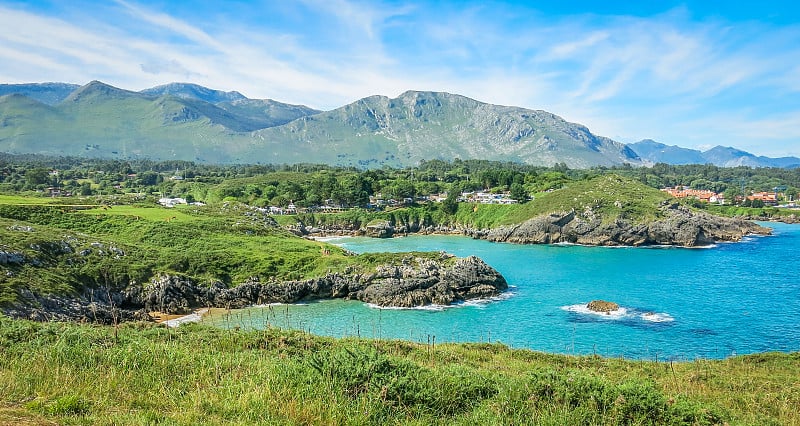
[661,187,721,203]
[461,191,518,205]
[158,197,187,208]
[747,192,778,206]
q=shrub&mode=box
[526,368,724,425]
[305,346,497,415]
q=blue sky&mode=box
[1,0,799,157]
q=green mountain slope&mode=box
[0,82,642,168]
[253,91,641,168]
[217,98,321,130]
[0,81,247,162]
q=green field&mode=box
[0,319,797,425]
[0,198,383,306]
[0,194,93,205]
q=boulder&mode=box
[364,220,394,238]
[587,300,619,313]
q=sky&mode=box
[1,0,799,157]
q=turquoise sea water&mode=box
[207,222,800,360]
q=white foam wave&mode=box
[641,312,675,322]
[163,312,203,328]
[366,303,447,311]
[366,291,515,311]
[686,244,718,249]
[251,302,308,308]
[310,236,352,242]
[562,304,675,323]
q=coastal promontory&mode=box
[293,175,772,247]
[0,203,507,323]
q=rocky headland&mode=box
[2,254,507,323]
[479,202,771,246]
[296,202,771,247]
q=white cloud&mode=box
[0,1,798,156]
[140,59,198,77]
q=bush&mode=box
[527,368,724,425]
[306,346,497,415]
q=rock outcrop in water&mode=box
[2,254,507,322]
[587,300,619,313]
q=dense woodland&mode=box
[1,153,798,209]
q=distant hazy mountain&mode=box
[140,82,246,104]
[0,82,80,105]
[627,140,707,165]
[628,140,800,168]
[702,146,800,168]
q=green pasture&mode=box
[0,319,797,425]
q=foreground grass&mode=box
[0,318,797,425]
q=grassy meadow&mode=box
[0,196,389,307]
[0,318,798,425]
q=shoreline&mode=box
[155,308,228,328]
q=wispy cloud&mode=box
[0,0,798,157]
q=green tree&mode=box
[441,189,459,215]
[509,182,527,202]
[25,168,50,186]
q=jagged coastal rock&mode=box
[482,203,770,246]
[587,300,619,313]
[2,254,508,322]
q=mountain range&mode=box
[1,81,796,168]
[628,140,800,168]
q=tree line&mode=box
[1,153,798,208]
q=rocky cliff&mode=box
[480,202,770,246]
[2,254,507,322]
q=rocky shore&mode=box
[480,203,771,246]
[740,213,799,224]
[297,202,772,247]
[2,254,507,323]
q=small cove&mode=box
[205,222,800,360]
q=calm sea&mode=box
[206,222,800,360]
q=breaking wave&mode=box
[561,303,674,323]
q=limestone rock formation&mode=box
[2,254,508,322]
[483,203,770,247]
[587,300,619,313]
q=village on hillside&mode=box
[164,190,522,214]
[660,186,795,207]
[157,183,800,214]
